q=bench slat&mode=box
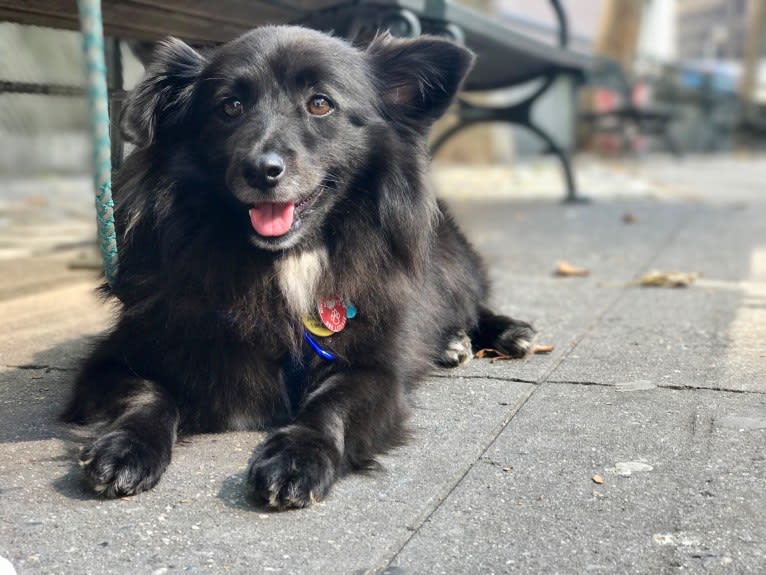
[0,0,306,42]
[132,0,346,16]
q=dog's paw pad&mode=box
[438,330,473,368]
[247,428,338,510]
[79,430,167,497]
[495,320,536,359]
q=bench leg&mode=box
[105,37,124,171]
[431,120,474,155]
[522,121,583,203]
[663,129,683,158]
[431,74,584,203]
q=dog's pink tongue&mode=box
[248,203,295,237]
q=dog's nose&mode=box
[258,152,285,184]
[244,152,285,189]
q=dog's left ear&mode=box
[367,33,474,131]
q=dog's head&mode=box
[122,26,473,251]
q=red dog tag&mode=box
[317,295,347,333]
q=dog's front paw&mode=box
[494,319,536,358]
[438,330,473,368]
[79,430,169,497]
[247,427,340,510]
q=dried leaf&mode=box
[555,260,590,277]
[592,474,604,484]
[475,348,503,359]
[476,344,553,362]
[502,466,512,473]
[623,212,637,224]
[476,349,516,362]
[531,344,554,354]
[639,270,698,288]
[476,348,515,363]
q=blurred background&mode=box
[0,0,764,260]
[438,0,766,163]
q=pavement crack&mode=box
[430,372,539,385]
[375,384,539,574]
[548,380,766,395]
[658,383,766,395]
[547,379,608,387]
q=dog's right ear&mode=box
[121,38,206,148]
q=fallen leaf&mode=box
[623,212,637,224]
[555,260,590,277]
[592,474,604,484]
[475,348,503,359]
[502,466,512,473]
[638,270,698,288]
[475,348,514,362]
[531,344,554,354]
[476,344,553,362]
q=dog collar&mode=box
[300,295,357,361]
[303,331,337,361]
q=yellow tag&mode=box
[302,314,333,337]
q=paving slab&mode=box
[388,382,766,574]
[0,254,99,302]
[0,282,112,368]
[0,175,95,260]
[444,198,698,384]
[551,202,766,393]
[450,197,695,282]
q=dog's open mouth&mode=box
[248,187,322,238]
[248,202,295,237]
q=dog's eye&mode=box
[306,95,334,117]
[221,98,244,119]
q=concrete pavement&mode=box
[0,156,764,574]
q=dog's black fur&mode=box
[63,26,535,509]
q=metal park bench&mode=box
[2,0,589,203]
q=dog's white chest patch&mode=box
[276,248,328,316]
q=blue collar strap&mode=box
[303,330,337,361]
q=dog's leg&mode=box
[246,368,405,509]
[472,306,536,358]
[63,360,179,497]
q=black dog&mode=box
[63,26,535,509]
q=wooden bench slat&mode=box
[0,0,302,42]
[103,2,263,42]
[133,0,343,20]
[0,8,81,34]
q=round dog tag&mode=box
[344,296,357,319]
[317,295,347,333]
[302,314,333,337]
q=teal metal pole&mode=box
[77,0,118,287]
